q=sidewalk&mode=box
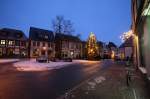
[60,61,150,99]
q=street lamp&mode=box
[42,47,47,50]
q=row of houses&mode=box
[0,27,121,59]
[0,28,28,58]
[119,37,134,60]
[1,27,117,59]
[131,0,150,79]
[0,27,84,59]
[0,27,133,60]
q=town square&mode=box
[0,0,150,99]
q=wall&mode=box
[143,15,150,77]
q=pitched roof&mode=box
[29,27,54,42]
[97,41,104,47]
[119,37,133,48]
[55,33,81,42]
[108,42,117,48]
[0,28,27,40]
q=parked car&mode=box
[36,56,48,63]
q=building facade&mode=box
[131,0,150,77]
[81,41,87,59]
[119,37,134,60]
[55,33,82,59]
[97,41,105,58]
[108,42,118,59]
[0,28,28,58]
[29,27,55,58]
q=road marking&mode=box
[132,89,137,99]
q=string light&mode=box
[120,30,133,42]
[86,32,99,59]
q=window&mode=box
[15,41,20,46]
[37,42,40,46]
[76,44,78,49]
[33,49,39,56]
[42,42,45,47]
[41,50,45,55]
[9,41,14,45]
[44,35,48,39]
[62,43,65,48]
[71,43,74,49]
[33,42,36,46]
[48,43,51,47]
[1,32,7,36]
[21,41,26,46]
[0,40,5,45]
[16,33,22,38]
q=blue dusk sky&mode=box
[0,0,131,45]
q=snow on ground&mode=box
[0,59,19,63]
[13,59,100,71]
[73,60,100,63]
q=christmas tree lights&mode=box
[86,32,99,60]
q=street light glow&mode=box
[120,30,133,42]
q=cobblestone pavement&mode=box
[61,61,150,99]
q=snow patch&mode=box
[139,67,147,74]
[13,59,100,71]
[0,59,19,63]
[87,76,105,90]
[13,59,74,71]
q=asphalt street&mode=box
[0,60,113,99]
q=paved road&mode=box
[0,60,113,99]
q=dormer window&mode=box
[16,33,22,38]
[1,32,8,37]
[44,35,48,39]
[38,34,43,38]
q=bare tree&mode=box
[52,15,74,35]
[52,16,64,33]
[63,20,74,35]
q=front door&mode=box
[7,48,13,57]
[48,50,52,58]
[41,50,46,56]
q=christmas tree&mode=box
[86,32,99,60]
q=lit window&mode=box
[9,41,13,45]
[1,40,5,45]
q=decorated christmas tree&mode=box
[86,32,99,60]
